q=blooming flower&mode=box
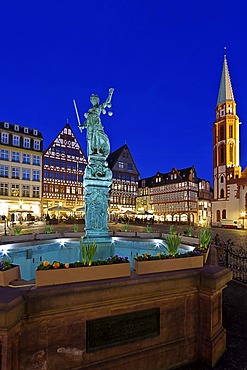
[65,263,69,269]
[43,261,50,267]
[53,262,60,269]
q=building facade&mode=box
[212,54,247,228]
[107,144,140,219]
[137,166,211,226]
[0,121,43,221]
[42,123,87,215]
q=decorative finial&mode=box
[224,46,227,57]
[66,118,69,124]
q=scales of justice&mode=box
[73,88,114,258]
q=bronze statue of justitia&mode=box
[78,88,114,158]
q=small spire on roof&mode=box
[217,49,235,105]
[66,118,69,124]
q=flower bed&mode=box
[36,255,130,286]
[0,262,21,286]
[134,251,203,275]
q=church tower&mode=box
[212,53,242,222]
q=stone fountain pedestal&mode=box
[82,155,114,259]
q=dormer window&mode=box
[24,127,29,134]
[33,129,38,136]
[14,125,19,131]
[4,122,9,129]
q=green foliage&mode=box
[163,234,181,257]
[13,227,21,236]
[124,223,129,232]
[169,225,176,235]
[73,224,79,233]
[146,225,152,233]
[0,260,12,271]
[187,226,194,237]
[44,225,53,234]
[80,238,97,266]
[36,255,129,270]
[199,228,212,250]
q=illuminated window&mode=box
[0,166,8,178]
[118,161,124,169]
[33,155,40,165]
[23,153,30,164]
[1,149,9,160]
[12,151,20,162]
[1,133,8,144]
[33,186,40,198]
[22,185,30,197]
[12,167,20,179]
[33,140,40,150]
[13,135,20,146]
[11,184,19,196]
[33,170,40,181]
[23,169,31,180]
[0,183,8,196]
[23,138,30,148]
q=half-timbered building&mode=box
[42,123,87,215]
[107,144,140,219]
[137,166,211,226]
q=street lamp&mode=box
[241,211,246,229]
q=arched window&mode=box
[216,210,220,222]
[222,209,226,219]
[221,176,224,183]
[220,189,224,198]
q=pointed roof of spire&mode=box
[217,53,235,105]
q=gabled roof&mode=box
[139,166,199,188]
[217,55,235,106]
[107,144,140,176]
[43,123,87,162]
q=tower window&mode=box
[219,125,224,140]
[220,189,224,198]
[221,176,224,183]
[229,144,233,163]
[220,145,225,164]
[229,125,233,138]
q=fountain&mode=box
[74,88,115,258]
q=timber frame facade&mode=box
[107,144,140,219]
[42,123,87,214]
[137,166,211,226]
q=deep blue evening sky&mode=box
[1,0,247,184]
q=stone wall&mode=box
[0,265,232,370]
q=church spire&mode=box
[217,53,235,106]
